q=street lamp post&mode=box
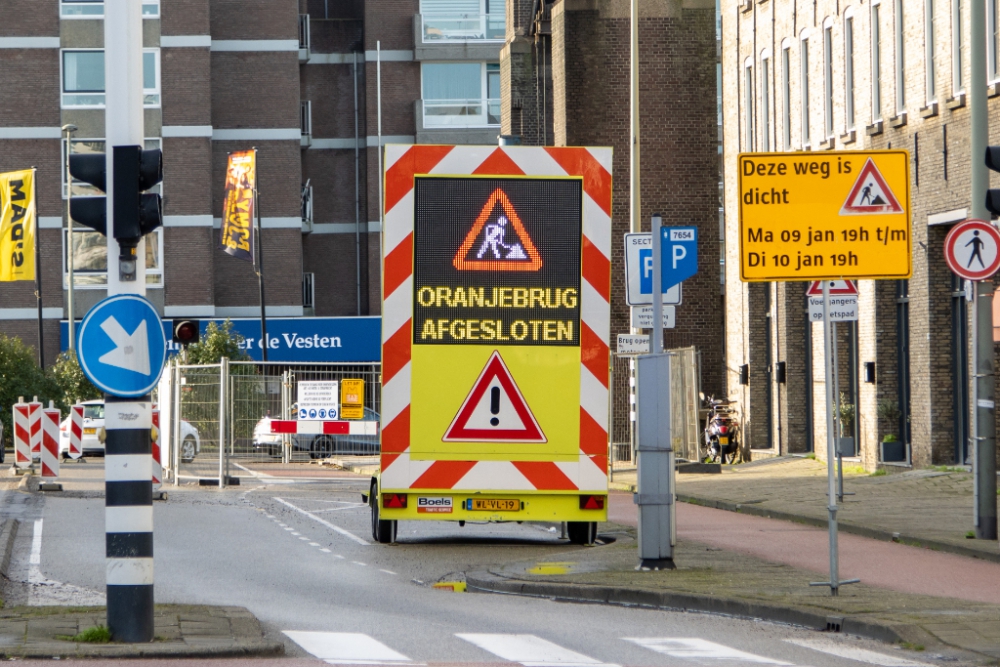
[62,124,78,352]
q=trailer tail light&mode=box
[382,493,407,509]
[719,425,728,434]
[579,495,605,510]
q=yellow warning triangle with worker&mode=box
[0,168,37,282]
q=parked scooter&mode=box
[701,393,741,464]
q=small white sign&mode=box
[624,233,683,306]
[297,380,339,420]
[807,295,859,322]
[630,305,676,329]
[617,334,650,354]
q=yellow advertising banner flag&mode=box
[0,169,37,282]
[220,150,256,262]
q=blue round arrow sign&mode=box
[77,294,167,398]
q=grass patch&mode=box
[966,531,976,539]
[931,466,966,473]
[844,465,866,475]
[804,453,816,460]
[899,642,925,652]
[870,469,887,477]
[68,626,112,643]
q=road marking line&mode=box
[784,639,935,667]
[309,542,320,546]
[28,519,45,584]
[284,631,413,665]
[626,638,791,664]
[273,497,370,546]
[320,548,332,553]
[352,561,366,566]
[298,537,310,541]
[380,569,397,575]
[334,554,345,559]
[299,506,366,513]
[457,633,617,667]
[291,532,301,535]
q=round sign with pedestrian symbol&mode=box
[944,219,1000,281]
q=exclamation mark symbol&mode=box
[489,386,500,426]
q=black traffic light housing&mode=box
[172,320,201,346]
[986,147,1000,216]
[68,145,163,281]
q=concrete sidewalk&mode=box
[611,457,1000,561]
[0,605,284,659]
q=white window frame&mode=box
[420,61,500,128]
[872,1,883,119]
[823,18,835,139]
[845,8,856,131]
[800,33,811,147]
[63,227,164,289]
[744,57,755,151]
[781,39,792,150]
[925,0,937,104]
[952,0,964,94]
[60,48,161,109]
[61,0,160,19]
[760,50,772,152]
[895,0,905,113]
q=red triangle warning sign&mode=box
[443,351,546,443]
[452,189,543,271]
[806,280,858,296]
[841,158,904,215]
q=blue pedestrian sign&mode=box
[78,294,167,398]
[624,228,698,305]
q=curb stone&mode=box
[0,519,19,579]
[465,571,959,653]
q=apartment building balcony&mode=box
[414,13,504,60]
[415,97,500,144]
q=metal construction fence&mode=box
[608,346,702,477]
[156,359,381,486]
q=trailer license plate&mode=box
[718,437,729,444]
[470,498,519,512]
[84,428,96,435]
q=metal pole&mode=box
[219,357,228,488]
[824,282,839,594]
[62,125,77,352]
[354,51,362,316]
[31,168,44,368]
[173,361,181,487]
[970,0,998,540]
[629,0,640,237]
[377,41,383,243]
[832,320,844,502]
[651,214,664,354]
[253,152,268,363]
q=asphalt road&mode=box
[1,465,966,667]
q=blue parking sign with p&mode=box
[638,227,698,293]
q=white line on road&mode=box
[291,532,301,536]
[784,639,936,667]
[457,633,617,667]
[334,554,345,559]
[284,631,413,665]
[352,561,367,566]
[28,519,44,583]
[309,542,320,546]
[273,497,370,546]
[380,569,397,575]
[626,638,792,664]
[298,537,310,541]
[320,548,332,553]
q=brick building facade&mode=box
[722,0,1000,469]
[500,0,724,403]
[0,0,506,363]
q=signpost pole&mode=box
[823,282,840,595]
[651,214,664,354]
[970,0,998,541]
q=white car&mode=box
[59,400,202,462]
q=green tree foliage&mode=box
[47,350,101,407]
[0,334,62,449]
[183,320,251,364]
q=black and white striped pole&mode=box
[104,395,154,641]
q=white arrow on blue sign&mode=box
[624,227,699,306]
[78,294,167,398]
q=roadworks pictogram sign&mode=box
[841,158,904,215]
[805,280,858,296]
[443,350,546,443]
[452,189,543,271]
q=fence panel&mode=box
[174,364,223,482]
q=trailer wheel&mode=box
[370,482,396,544]
[567,521,597,545]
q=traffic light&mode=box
[69,145,163,281]
[986,147,1000,216]
[172,320,200,346]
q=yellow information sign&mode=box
[738,150,911,281]
[340,379,365,419]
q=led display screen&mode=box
[413,177,583,347]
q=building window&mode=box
[64,228,162,287]
[782,43,791,150]
[925,0,937,103]
[952,0,964,93]
[895,0,905,112]
[419,0,504,43]
[61,49,161,108]
[873,3,883,118]
[61,0,160,18]
[845,13,856,130]
[761,54,771,151]
[823,21,834,138]
[800,37,811,146]
[744,59,755,151]
[421,62,499,127]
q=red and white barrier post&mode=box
[12,397,33,469]
[68,405,84,459]
[41,402,60,478]
[28,397,42,457]
[151,409,161,489]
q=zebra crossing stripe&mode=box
[784,639,935,667]
[283,631,412,665]
[457,633,617,667]
[625,638,792,665]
